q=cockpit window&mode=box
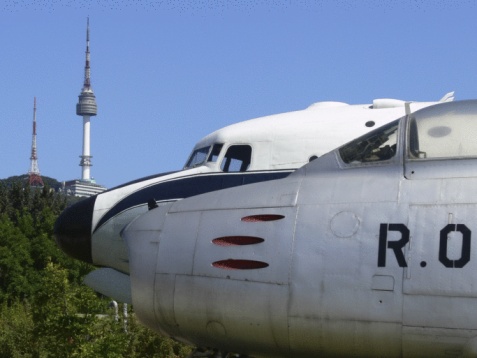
[221,145,252,172]
[409,112,477,159]
[207,143,223,162]
[185,146,210,169]
[339,120,399,164]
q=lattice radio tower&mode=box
[28,97,44,187]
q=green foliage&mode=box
[0,180,69,303]
[124,319,192,358]
[0,214,34,303]
[0,179,192,357]
[0,301,35,358]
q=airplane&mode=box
[55,93,453,303]
[121,99,477,357]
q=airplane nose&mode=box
[54,195,96,264]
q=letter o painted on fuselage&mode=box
[439,224,471,268]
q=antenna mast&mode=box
[28,97,44,187]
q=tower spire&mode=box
[83,16,92,91]
[28,97,44,187]
[76,16,98,182]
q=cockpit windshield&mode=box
[184,143,225,169]
[185,146,210,169]
[339,120,399,164]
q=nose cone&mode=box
[54,195,96,264]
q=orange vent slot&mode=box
[212,259,269,270]
[241,214,285,222]
[212,236,264,246]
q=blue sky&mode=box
[1,1,477,188]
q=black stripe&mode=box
[94,171,291,232]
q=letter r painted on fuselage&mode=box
[378,223,410,267]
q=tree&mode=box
[0,179,192,357]
[0,214,34,303]
[0,300,35,357]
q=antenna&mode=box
[28,97,44,187]
[83,16,92,91]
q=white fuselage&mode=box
[91,97,450,273]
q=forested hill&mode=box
[0,179,190,357]
[0,175,63,191]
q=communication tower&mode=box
[76,17,97,182]
[28,97,44,187]
[64,18,106,197]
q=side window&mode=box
[409,115,477,159]
[339,120,399,164]
[207,143,223,162]
[220,145,252,172]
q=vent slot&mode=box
[212,259,269,270]
[241,214,285,222]
[212,236,264,246]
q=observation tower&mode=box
[64,18,106,197]
[76,17,97,181]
